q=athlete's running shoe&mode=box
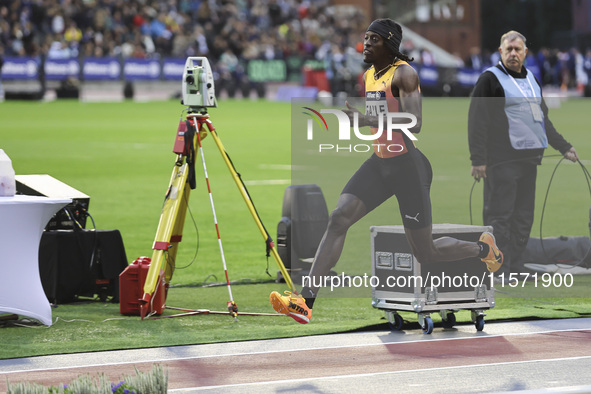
[479,232,504,272]
[269,291,312,324]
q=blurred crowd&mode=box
[0,0,364,59]
[1,0,591,95]
[0,0,371,95]
[458,46,591,92]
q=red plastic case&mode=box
[119,257,166,316]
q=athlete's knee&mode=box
[326,206,355,234]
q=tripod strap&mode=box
[184,120,197,189]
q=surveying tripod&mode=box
[138,107,295,319]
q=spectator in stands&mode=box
[584,48,591,95]
[465,46,484,70]
[170,25,191,58]
[130,40,147,59]
[64,20,82,43]
[489,49,501,67]
[0,45,4,100]
[47,38,73,59]
[193,25,209,56]
[9,22,25,56]
[51,10,65,36]
[525,50,541,81]
[572,47,587,92]
[421,48,435,66]
[537,47,551,85]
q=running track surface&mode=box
[1,318,590,393]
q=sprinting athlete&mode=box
[270,18,503,324]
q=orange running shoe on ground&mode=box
[269,291,312,324]
[479,232,503,272]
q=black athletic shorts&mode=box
[341,149,433,229]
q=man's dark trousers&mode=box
[483,161,537,275]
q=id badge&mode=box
[530,102,543,122]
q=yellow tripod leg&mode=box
[141,160,191,315]
[164,181,191,283]
[207,129,296,294]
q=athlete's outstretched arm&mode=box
[393,64,422,134]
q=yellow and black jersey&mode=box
[363,60,417,158]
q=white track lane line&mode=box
[168,355,591,392]
[1,325,590,375]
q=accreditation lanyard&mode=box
[499,61,543,122]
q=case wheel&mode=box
[422,316,434,334]
[441,311,456,328]
[387,312,404,331]
[475,315,485,331]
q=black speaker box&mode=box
[39,230,129,304]
[277,216,292,268]
[277,184,328,280]
[15,174,90,230]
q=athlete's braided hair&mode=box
[367,18,414,63]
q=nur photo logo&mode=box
[302,106,329,137]
[302,105,418,154]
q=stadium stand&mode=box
[1,0,590,100]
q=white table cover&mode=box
[0,195,70,326]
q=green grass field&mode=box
[0,97,590,359]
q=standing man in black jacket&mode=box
[468,30,578,276]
